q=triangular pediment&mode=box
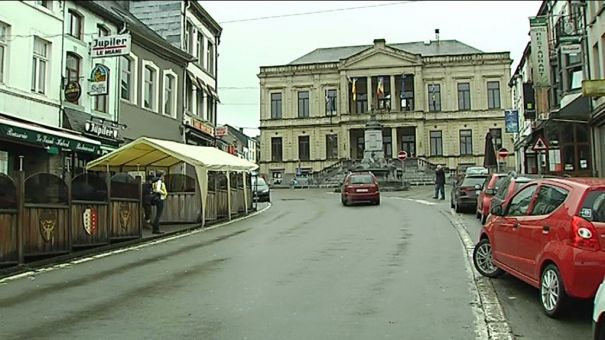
[341,46,421,69]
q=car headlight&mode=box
[261,189,269,193]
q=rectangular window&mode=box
[67,10,82,40]
[326,89,337,116]
[430,130,443,156]
[298,91,310,117]
[184,21,192,54]
[489,128,503,150]
[197,33,204,67]
[197,89,204,117]
[487,81,501,109]
[207,41,215,75]
[164,74,174,116]
[0,23,7,83]
[36,0,50,8]
[356,93,368,114]
[594,42,601,79]
[457,82,471,110]
[144,66,155,110]
[271,137,283,162]
[97,25,109,37]
[298,136,310,161]
[31,37,48,94]
[460,129,473,155]
[270,92,282,119]
[326,134,338,159]
[120,56,131,101]
[428,84,441,112]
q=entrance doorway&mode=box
[400,127,416,157]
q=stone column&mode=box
[366,76,372,112]
[340,72,349,115]
[390,75,397,111]
[392,127,398,155]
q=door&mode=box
[492,184,538,269]
[515,184,569,279]
[401,135,415,157]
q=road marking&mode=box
[443,209,514,340]
[0,204,272,285]
[389,197,437,206]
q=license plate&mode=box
[357,189,369,192]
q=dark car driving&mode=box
[451,175,488,213]
[252,176,270,203]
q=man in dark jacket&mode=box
[142,174,155,226]
[434,165,446,200]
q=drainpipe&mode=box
[578,0,597,176]
[59,0,66,128]
[214,33,220,148]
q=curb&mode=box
[0,204,272,282]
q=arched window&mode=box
[66,52,80,83]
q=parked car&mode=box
[341,172,380,206]
[465,166,489,176]
[475,173,508,224]
[252,176,270,203]
[473,178,605,317]
[594,276,605,340]
[450,175,488,213]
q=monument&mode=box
[359,111,388,171]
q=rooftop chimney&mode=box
[373,38,386,49]
[435,29,440,45]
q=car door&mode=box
[515,184,570,279]
[492,184,538,269]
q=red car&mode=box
[473,178,605,318]
[476,173,507,224]
[341,172,380,206]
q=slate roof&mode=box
[289,40,485,65]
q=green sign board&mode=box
[529,16,548,27]
[0,121,101,155]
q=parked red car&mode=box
[341,172,380,206]
[473,178,605,318]
[476,173,507,224]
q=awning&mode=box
[0,115,102,154]
[63,108,123,146]
[186,71,206,90]
[206,84,220,103]
[549,92,590,122]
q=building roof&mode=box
[82,1,196,63]
[225,124,252,145]
[289,40,485,65]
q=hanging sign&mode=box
[92,34,131,58]
[64,81,82,103]
[504,109,519,133]
[89,64,110,96]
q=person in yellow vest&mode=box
[152,171,168,234]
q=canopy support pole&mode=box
[243,171,248,214]
[226,171,232,221]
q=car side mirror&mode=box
[485,188,495,195]
[491,203,504,216]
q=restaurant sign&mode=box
[191,117,214,136]
[0,122,101,154]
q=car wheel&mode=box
[342,198,348,206]
[481,214,487,225]
[597,318,605,340]
[473,238,504,278]
[476,210,481,219]
[540,264,570,318]
[454,200,462,213]
[450,198,455,208]
[375,199,380,206]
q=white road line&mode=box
[0,204,272,285]
[445,209,514,340]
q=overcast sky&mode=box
[203,1,542,137]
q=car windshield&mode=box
[349,175,374,184]
[253,177,268,188]
[461,177,486,187]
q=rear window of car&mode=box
[461,177,486,187]
[350,175,374,184]
[490,176,507,189]
[579,190,605,223]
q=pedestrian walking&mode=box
[142,174,155,227]
[434,165,446,200]
[152,171,168,234]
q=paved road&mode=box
[0,189,477,340]
[449,189,593,340]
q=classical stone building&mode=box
[258,38,514,182]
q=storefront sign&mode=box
[64,81,82,103]
[215,125,228,138]
[89,64,110,96]
[0,122,101,155]
[582,79,605,97]
[504,109,519,133]
[84,120,119,140]
[529,16,551,87]
[92,34,131,58]
[191,117,214,136]
[561,44,582,55]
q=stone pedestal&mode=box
[361,113,387,170]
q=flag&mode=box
[352,78,357,102]
[377,77,384,98]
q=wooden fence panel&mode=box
[216,190,229,218]
[23,206,70,256]
[71,203,109,247]
[237,189,245,212]
[205,192,217,221]
[160,192,200,224]
[0,210,17,264]
[230,189,238,215]
[110,200,141,241]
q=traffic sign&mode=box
[398,151,408,160]
[532,136,548,151]
[498,148,509,159]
